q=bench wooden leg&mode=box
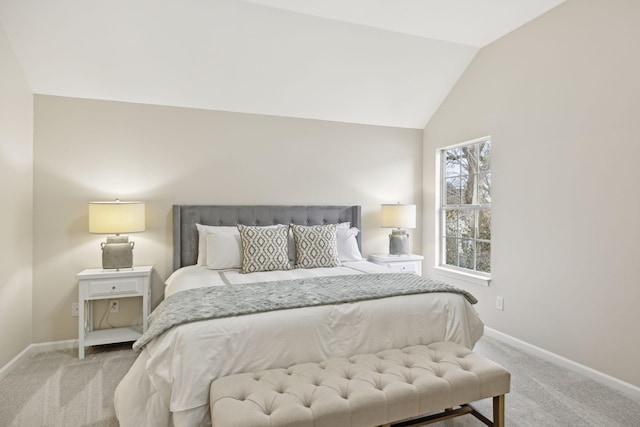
[493,395,505,427]
[385,394,506,427]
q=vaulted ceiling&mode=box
[0,0,565,128]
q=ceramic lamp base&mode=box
[101,235,135,270]
[389,229,409,255]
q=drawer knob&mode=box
[112,286,116,290]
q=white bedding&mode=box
[114,261,484,427]
[164,260,392,296]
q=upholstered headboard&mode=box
[172,205,362,271]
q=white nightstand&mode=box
[77,266,152,359]
[368,254,424,275]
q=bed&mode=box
[114,205,484,427]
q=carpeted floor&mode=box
[0,343,136,427]
[435,337,640,427]
[0,336,639,426]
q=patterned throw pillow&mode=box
[237,224,290,273]
[291,224,340,269]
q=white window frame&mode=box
[435,136,491,286]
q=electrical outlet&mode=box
[109,300,120,313]
[496,296,504,311]
[72,302,79,317]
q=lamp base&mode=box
[101,235,135,270]
[389,229,410,256]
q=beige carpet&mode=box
[432,337,640,427]
[1,336,639,426]
[0,343,136,427]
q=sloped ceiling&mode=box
[0,0,564,129]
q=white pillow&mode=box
[337,222,350,229]
[195,224,238,266]
[205,230,242,269]
[337,227,363,262]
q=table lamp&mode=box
[381,203,416,256]
[89,200,145,270]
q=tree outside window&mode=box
[441,137,491,274]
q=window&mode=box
[438,136,491,281]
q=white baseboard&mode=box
[29,339,78,353]
[484,327,640,402]
[0,339,78,382]
[0,345,32,382]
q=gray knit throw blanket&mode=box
[133,273,477,351]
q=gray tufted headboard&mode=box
[172,205,362,271]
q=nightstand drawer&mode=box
[368,254,423,276]
[386,261,419,274]
[88,277,142,296]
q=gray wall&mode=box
[424,0,640,387]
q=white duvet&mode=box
[114,261,484,427]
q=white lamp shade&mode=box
[89,201,145,234]
[381,204,416,229]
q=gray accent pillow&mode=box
[291,224,340,269]
[237,224,290,273]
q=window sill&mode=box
[434,266,491,287]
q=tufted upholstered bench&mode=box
[210,341,511,427]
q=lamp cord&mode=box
[98,301,116,329]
